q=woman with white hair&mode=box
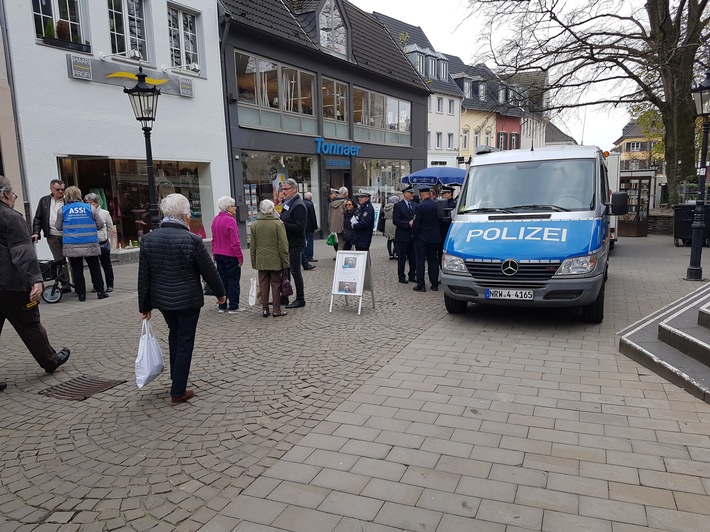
[138,193,226,405]
[250,199,290,318]
[84,192,115,292]
[211,196,243,313]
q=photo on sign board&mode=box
[342,256,358,269]
[338,281,356,294]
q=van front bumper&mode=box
[441,272,604,308]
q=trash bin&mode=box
[673,204,710,247]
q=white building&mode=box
[0,0,230,257]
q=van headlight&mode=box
[555,254,598,276]
[443,253,467,274]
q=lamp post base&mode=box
[686,266,705,281]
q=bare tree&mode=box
[467,0,708,202]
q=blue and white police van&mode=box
[441,145,627,323]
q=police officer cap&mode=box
[355,189,371,197]
[417,185,431,193]
[402,186,415,194]
[441,186,455,193]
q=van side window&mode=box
[600,161,610,204]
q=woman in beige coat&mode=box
[250,200,290,317]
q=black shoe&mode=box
[389,256,396,260]
[281,297,289,305]
[45,347,71,374]
[285,300,305,309]
[106,286,113,293]
[91,288,97,293]
[431,284,439,291]
[408,277,416,283]
[398,278,409,284]
[0,381,6,392]
[308,259,318,262]
[97,292,109,300]
[78,294,86,302]
[303,264,316,270]
[413,286,426,292]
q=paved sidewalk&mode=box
[2,235,710,531]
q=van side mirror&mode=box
[610,191,628,215]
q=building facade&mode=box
[220,0,429,238]
[0,0,230,256]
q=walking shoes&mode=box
[45,347,71,374]
[171,389,195,405]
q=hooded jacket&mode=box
[328,196,346,233]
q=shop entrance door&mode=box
[328,170,351,196]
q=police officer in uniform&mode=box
[393,186,417,283]
[412,186,442,292]
[351,189,375,251]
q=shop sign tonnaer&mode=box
[314,138,362,156]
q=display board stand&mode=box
[329,250,375,315]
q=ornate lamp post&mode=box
[124,67,161,230]
[687,70,710,280]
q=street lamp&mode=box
[124,66,161,230]
[687,70,710,280]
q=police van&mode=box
[441,145,627,323]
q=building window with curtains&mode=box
[167,6,198,68]
[33,0,86,46]
[108,0,147,59]
[352,86,411,145]
[462,129,469,150]
[497,132,508,150]
[319,0,347,57]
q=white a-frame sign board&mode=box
[329,250,375,315]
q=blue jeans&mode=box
[215,255,241,310]
[303,231,314,264]
[160,308,200,397]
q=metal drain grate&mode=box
[39,375,126,400]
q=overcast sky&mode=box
[349,0,631,150]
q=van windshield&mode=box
[458,158,596,213]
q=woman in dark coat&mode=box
[138,194,225,405]
[342,199,356,251]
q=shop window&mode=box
[34,0,90,52]
[108,0,147,60]
[353,86,410,146]
[352,159,411,202]
[167,5,199,68]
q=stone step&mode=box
[619,282,710,403]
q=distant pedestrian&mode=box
[250,200,290,318]
[328,187,346,255]
[279,178,307,309]
[412,186,441,292]
[55,186,108,301]
[351,190,375,251]
[84,193,115,293]
[383,195,399,259]
[302,191,318,270]
[393,186,417,283]
[211,196,244,314]
[0,175,70,375]
[138,193,226,405]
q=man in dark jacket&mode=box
[279,178,307,308]
[351,189,375,251]
[412,186,442,292]
[31,179,70,286]
[0,175,70,379]
[301,191,318,269]
[138,193,225,405]
[392,186,417,283]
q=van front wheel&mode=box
[581,284,605,323]
[444,294,468,314]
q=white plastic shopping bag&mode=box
[135,319,164,388]
[248,277,257,306]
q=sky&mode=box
[348,0,631,150]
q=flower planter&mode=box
[41,37,91,53]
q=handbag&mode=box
[135,319,164,388]
[248,277,257,306]
[280,269,293,297]
[326,232,337,246]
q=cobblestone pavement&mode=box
[1,235,710,531]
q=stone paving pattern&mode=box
[1,235,710,531]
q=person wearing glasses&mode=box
[0,175,71,377]
[31,179,70,288]
[211,196,244,314]
[279,178,307,309]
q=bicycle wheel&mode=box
[41,285,63,304]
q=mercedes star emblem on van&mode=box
[466,226,568,242]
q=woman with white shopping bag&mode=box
[135,319,164,388]
[138,194,225,405]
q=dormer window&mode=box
[437,60,448,80]
[319,0,347,57]
[478,83,486,101]
[498,86,507,104]
[464,80,472,99]
[417,53,425,74]
[426,55,436,78]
